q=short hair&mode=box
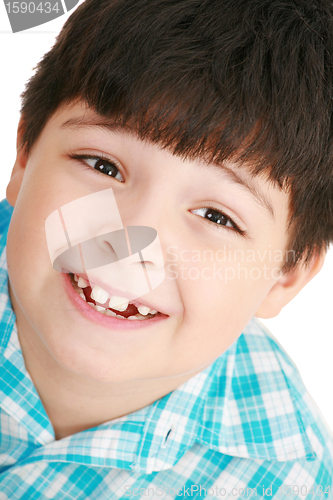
[19,0,333,273]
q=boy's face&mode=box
[6,101,291,383]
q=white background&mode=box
[0,3,332,432]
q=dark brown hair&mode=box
[20,0,333,272]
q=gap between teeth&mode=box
[87,302,146,320]
[73,274,158,318]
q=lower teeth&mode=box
[70,273,156,320]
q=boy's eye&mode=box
[71,154,125,182]
[191,207,245,235]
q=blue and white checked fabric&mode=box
[0,197,332,499]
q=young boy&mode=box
[1,0,332,498]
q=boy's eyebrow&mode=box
[200,162,276,221]
[60,116,132,134]
[60,116,275,221]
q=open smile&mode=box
[61,272,169,330]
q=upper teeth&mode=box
[108,295,129,311]
[91,286,110,305]
[78,276,88,288]
[137,305,151,316]
[74,275,158,315]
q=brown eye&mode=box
[192,207,234,228]
[204,208,232,226]
[86,158,124,181]
[70,153,125,182]
[191,207,245,236]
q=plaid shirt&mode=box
[0,198,332,500]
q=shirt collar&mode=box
[0,199,317,473]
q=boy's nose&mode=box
[51,224,165,300]
[96,225,166,294]
[97,225,162,270]
[46,188,167,297]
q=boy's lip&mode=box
[61,272,169,330]
[71,272,164,315]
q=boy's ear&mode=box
[255,250,326,319]
[6,119,28,207]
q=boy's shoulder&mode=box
[182,319,333,496]
[198,317,333,465]
[0,198,13,235]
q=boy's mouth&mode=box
[68,273,160,321]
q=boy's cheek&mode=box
[6,192,57,306]
[177,258,277,323]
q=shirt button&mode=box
[161,427,173,449]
